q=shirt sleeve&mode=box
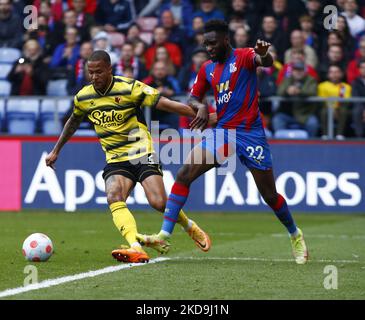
[72,95,86,117]
[190,62,210,100]
[240,48,257,71]
[132,80,161,108]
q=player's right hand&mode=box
[45,151,58,170]
[189,107,209,131]
[208,113,218,127]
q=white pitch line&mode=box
[271,233,365,240]
[172,256,361,264]
[0,257,169,299]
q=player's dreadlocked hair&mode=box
[88,50,111,66]
[203,19,229,35]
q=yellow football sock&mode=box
[109,201,138,246]
[177,210,191,230]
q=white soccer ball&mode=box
[22,233,54,262]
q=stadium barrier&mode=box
[0,136,364,213]
[1,95,365,138]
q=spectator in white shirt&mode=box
[342,0,365,37]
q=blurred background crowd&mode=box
[1,0,365,138]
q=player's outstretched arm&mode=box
[156,96,196,117]
[156,96,208,130]
[45,113,83,169]
[254,39,273,68]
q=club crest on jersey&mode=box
[230,62,237,73]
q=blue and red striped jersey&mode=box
[191,48,262,131]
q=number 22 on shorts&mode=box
[246,145,265,161]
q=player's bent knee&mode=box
[176,165,193,186]
[150,199,166,213]
[106,191,125,206]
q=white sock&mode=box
[131,242,141,248]
[290,229,299,237]
[184,219,194,232]
[159,230,171,238]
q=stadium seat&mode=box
[40,98,71,135]
[109,32,125,49]
[0,63,13,79]
[0,48,21,64]
[6,98,40,135]
[0,99,4,131]
[274,129,309,139]
[46,79,68,96]
[7,112,37,135]
[140,32,153,45]
[136,17,159,32]
[74,129,96,136]
[0,80,11,96]
[73,121,96,136]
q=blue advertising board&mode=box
[19,140,365,212]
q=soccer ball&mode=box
[22,233,53,262]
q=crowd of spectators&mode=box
[1,0,365,138]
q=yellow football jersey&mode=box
[73,76,161,163]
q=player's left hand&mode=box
[189,107,209,130]
[45,150,58,170]
[255,39,271,57]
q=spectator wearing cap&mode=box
[273,61,319,137]
[144,26,182,71]
[277,48,319,85]
[159,0,194,37]
[95,0,136,33]
[351,59,365,138]
[0,0,23,48]
[284,30,318,68]
[193,0,225,23]
[92,31,119,65]
[318,64,352,139]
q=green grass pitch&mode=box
[0,210,364,300]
